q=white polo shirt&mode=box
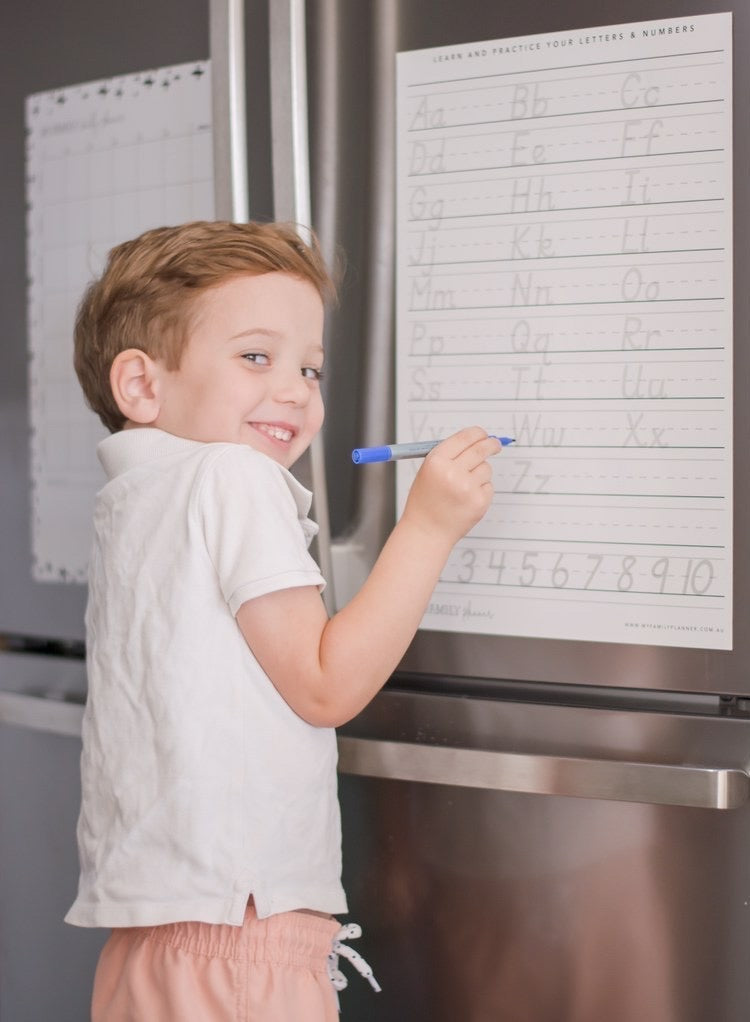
[65,428,347,928]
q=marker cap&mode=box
[351,445,392,464]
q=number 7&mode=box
[584,554,603,589]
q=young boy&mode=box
[66,220,501,1020]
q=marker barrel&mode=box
[352,436,514,464]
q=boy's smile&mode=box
[152,272,325,469]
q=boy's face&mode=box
[153,272,325,469]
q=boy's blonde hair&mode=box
[74,220,335,433]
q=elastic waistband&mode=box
[139,903,340,972]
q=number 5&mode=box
[520,551,538,586]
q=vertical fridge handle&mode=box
[311,1,400,609]
[269,0,336,611]
[337,736,750,810]
[209,0,249,222]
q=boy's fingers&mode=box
[472,460,494,485]
[459,435,503,472]
[429,426,495,461]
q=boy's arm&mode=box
[235,428,500,728]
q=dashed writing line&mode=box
[407,98,725,133]
[408,148,725,178]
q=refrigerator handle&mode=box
[209,0,249,222]
[313,1,400,610]
[337,736,750,810]
[268,0,336,611]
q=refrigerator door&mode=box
[305,0,750,697]
[337,686,750,1022]
[0,0,277,645]
[0,0,212,643]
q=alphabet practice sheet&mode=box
[26,62,213,581]
[396,14,732,648]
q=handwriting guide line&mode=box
[407,100,725,135]
[406,50,726,89]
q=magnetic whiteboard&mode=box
[26,61,214,582]
[396,13,732,649]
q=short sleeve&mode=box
[196,446,325,615]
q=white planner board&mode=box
[396,13,732,649]
[26,61,214,582]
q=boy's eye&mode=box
[242,352,270,366]
[302,366,324,382]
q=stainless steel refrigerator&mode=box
[301,2,750,1021]
[1,1,750,1021]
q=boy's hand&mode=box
[401,427,501,546]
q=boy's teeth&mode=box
[259,424,292,441]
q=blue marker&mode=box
[352,436,515,464]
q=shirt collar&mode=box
[96,429,316,521]
[97,428,204,480]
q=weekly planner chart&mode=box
[396,14,732,649]
[26,62,213,582]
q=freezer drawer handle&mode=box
[337,737,750,810]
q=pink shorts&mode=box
[91,902,341,1021]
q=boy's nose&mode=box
[274,370,309,405]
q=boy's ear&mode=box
[109,348,163,425]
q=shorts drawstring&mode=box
[326,922,381,1008]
